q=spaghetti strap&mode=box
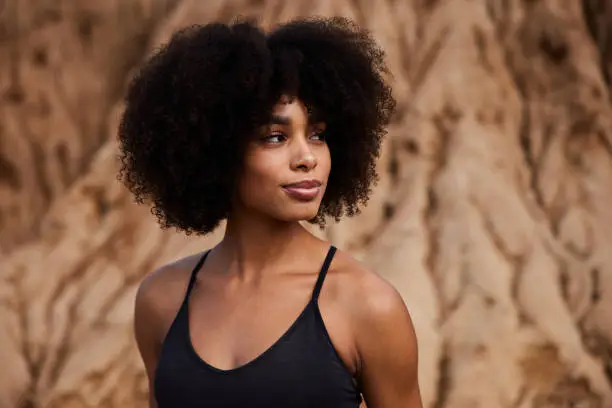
[156,243,361,407]
[312,245,337,303]
[184,250,210,301]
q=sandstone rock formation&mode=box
[1,0,611,407]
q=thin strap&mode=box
[312,245,337,303]
[184,250,210,301]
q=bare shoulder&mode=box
[330,249,411,325]
[137,252,204,307]
[330,249,422,406]
[135,252,207,342]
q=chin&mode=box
[275,204,321,223]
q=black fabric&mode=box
[154,245,362,407]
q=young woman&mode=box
[119,16,422,408]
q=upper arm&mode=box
[134,272,172,408]
[133,253,204,407]
[352,276,422,408]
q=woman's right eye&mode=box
[263,133,286,143]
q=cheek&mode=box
[239,151,284,198]
[319,146,332,178]
[243,151,283,183]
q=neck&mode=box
[216,209,315,280]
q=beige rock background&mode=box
[1,0,612,407]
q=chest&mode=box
[185,278,356,374]
[156,330,362,407]
[155,299,362,408]
[189,287,313,370]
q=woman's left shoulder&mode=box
[328,248,422,406]
[329,248,412,326]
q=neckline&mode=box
[183,298,315,374]
[181,244,336,374]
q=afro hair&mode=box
[118,16,396,234]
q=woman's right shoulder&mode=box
[134,251,208,333]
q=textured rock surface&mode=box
[1,0,612,407]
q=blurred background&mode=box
[1,0,612,407]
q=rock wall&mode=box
[1,0,611,407]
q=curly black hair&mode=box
[118,16,396,234]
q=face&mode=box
[234,95,331,223]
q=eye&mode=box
[262,132,286,144]
[310,128,326,142]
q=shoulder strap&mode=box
[312,245,337,303]
[184,250,210,301]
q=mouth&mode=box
[281,179,322,201]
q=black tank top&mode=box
[154,245,362,407]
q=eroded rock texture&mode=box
[1,0,611,407]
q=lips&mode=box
[282,179,322,201]
[283,180,322,189]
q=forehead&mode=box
[270,95,321,121]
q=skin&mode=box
[134,95,423,408]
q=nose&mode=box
[294,153,317,171]
[291,140,317,171]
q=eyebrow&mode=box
[269,113,326,126]
[308,109,325,123]
[270,115,291,125]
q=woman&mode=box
[119,16,422,408]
